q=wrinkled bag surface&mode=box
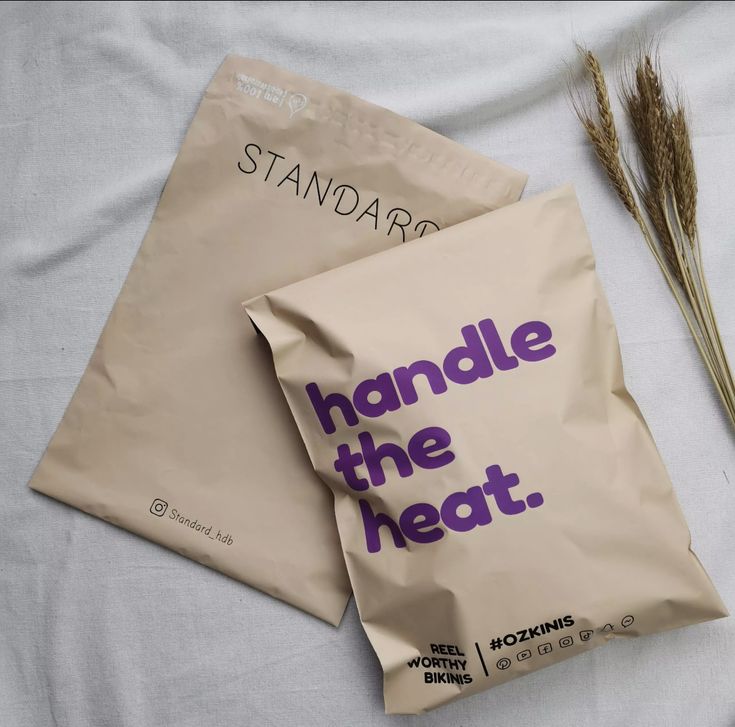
[245,186,727,712]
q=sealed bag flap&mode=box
[28,54,527,626]
[245,185,727,711]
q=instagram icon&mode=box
[149,498,168,517]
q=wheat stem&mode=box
[668,198,735,400]
[694,233,735,388]
[651,233,735,424]
[663,199,735,412]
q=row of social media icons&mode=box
[496,617,635,670]
[495,635,577,669]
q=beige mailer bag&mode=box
[245,185,727,713]
[28,55,526,625]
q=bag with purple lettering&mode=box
[244,186,727,713]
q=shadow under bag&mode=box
[28,55,526,625]
[245,186,727,713]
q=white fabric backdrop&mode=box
[1,2,733,725]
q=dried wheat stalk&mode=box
[572,47,735,430]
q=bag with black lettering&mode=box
[28,55,526,625]
[244,186,727,712]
